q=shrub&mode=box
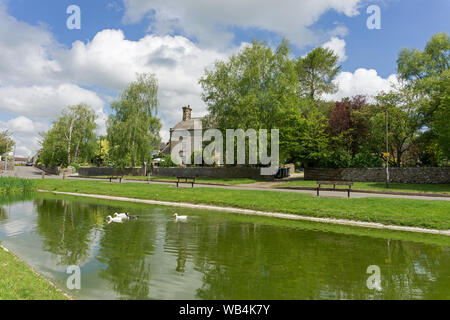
[158,154,177,168]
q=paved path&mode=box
[1,166,60,179]
[9,166,449,201]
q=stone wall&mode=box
[78,167,145,177]
[304,167,450,184]
[152,166,273,180]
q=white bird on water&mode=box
[114,212,128,219]
[114,212,139,220]
[107,215,124,224]
[173,213,188,221]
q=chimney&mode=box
[182,105,192,121]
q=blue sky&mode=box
[6,0,449,76]
[0,0,449,156]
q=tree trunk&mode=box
[131,140,135,168]
[67,118,75,166]
[74,140,80,164]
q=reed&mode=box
[0,177,37,193]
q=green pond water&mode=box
[0,194,449,300]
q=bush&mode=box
[158,154,177,168]
[318,149,382,168]
[352,151,383,168]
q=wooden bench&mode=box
[108,176,123,183]
[176,176,196,188]
[317,181,353,198]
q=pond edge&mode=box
[0,243,74,300]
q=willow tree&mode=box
[0,130,14,156]
[107,73,162,168]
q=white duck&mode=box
[114,212,129,219]
[107,215,124,224]
[173,213,188,221]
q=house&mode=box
[14,157,29,165]
[159,142,170,155]
[169,106,205,164]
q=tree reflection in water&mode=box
[0,206,7,222]
[96,214,157,299]
[164,215,450,300]
[35,198,100,266]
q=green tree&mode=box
[200,40,299,131]
[369,91,421,167]
[93,138,110,167]
[397,33,450,161]
[398,33,449,82]
[280,106,331,167]
[200,40,336,167]
[0,130,14,156]
[107,73,162,168]
[40,104,97,166]
[39,129,65,166]
[433,70,450,158]
[296,47,341,101]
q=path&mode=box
[2,166,60,179]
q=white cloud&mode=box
[322,37,347,62]
[0,84,105,120]
[54,30,228,140]
[325,68,399,101]
[0,2,227,151]
[122,0,362,48]
[56,30,226,91]
[0,4,60,87]
[0,117,48,157]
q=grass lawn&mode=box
[0,245,68,300]
[276,180,450,194]
[87,175,263,186]
[36,179,450,230]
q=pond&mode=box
[0,194,449,300]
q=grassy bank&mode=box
[0,177,36,193]
[0,245,68,300]
[275,180,450,194]
[36,179,450,230]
